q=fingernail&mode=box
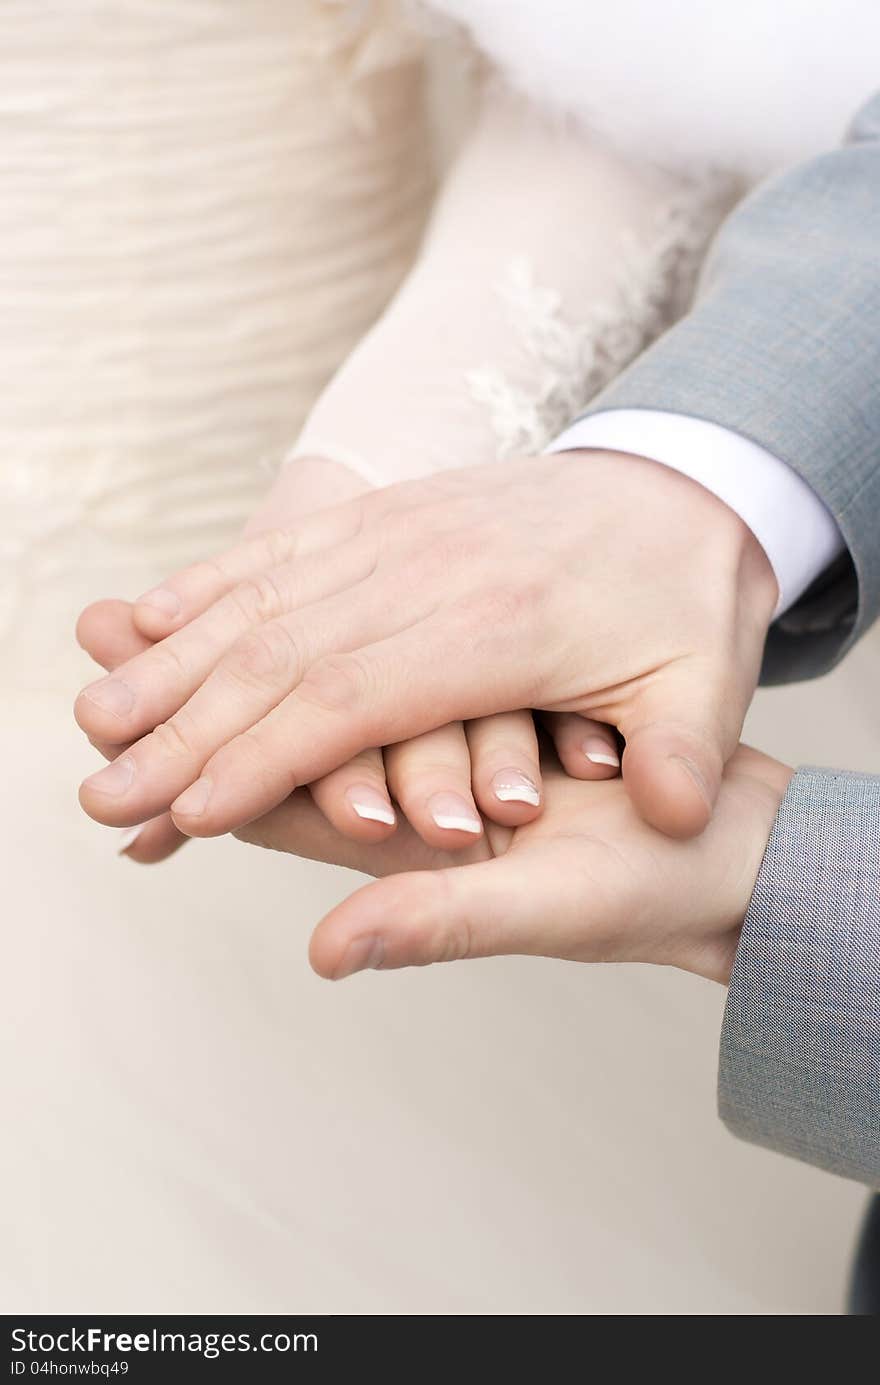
[670,754,711,805]
[117,825,143,856]
[345,785,396,826]
[583,738,620,768]
[172,778,212,817]
[137,587,181,618]
[334,935,385,980]
[428,792,482,835]
[83,756,136,796]
[82,677,135,718]
[491,768,540,806]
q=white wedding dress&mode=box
[4,0,878,1316]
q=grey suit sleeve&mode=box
[719,767,880,1186]
[577,92,880,684]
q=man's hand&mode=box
[75,451,777,841]
[78,456,622,861]
[237,743,792,986]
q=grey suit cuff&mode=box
[719,766,880,1187]
[573,97,880,684]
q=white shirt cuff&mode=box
[546,409,845,619]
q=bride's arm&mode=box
[287,80,731,486]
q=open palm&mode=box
[235,742,789,986]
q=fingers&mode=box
[130,492,371,640]
[166,618,510,839]
[619,659,741,839]
[75,601,187,863]
[74,533,381,748]
[384,723,483,849]
[77,574,406,828]
[235,789,394,873]
[310,711,545,848]
[308,748,397,844]
[234,784,483,877]
[542,713,621,781]
[465,711,543,826]
[308,840,588,980]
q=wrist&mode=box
[245,454,373,537]
[734,751,794,915]
[274,453,374,504]
[735,515,779,632]
[564,447,779,629]
[684,747,792,985]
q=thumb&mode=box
[620,660,745,840]
[309,848,587,980]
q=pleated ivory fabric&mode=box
[1,0,432,686]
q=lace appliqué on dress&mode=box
[465,177,735,458]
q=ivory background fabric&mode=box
[1,0,432,685]
[2,0,877,1314]
[426,0,880,175]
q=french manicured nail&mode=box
[345,785,396,826]
[117,825,143,855]
[82,677,135,718]
[334,935,385,980]
[583,738,620,768]
[428,792,482,835]
[172,778,212,817]
[84,756,136,796]
[491,768,540,806]
[137,587,181,618]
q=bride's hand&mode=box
[76,456,620,862]
[236,742,792,986]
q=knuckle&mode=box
[224,621,302,688]
[373,510,413,563]
[388,874,475,966]
[406,755,464,778]
[190,556,231,591]
[431,919,473,966]
[420,874,473,964]
[348,493,370,538]
[346,748,385,775]
[149,712,198,761]
[256,526,296,569]
[428,529,482,572]
[391,755,466,801]
[478,577,542,628]
[321,749,385,789]
[237,726,297,797]
[298,652,368,715]
[463,582,546,672]
[228,571,286,625]
[147,638,189,685]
